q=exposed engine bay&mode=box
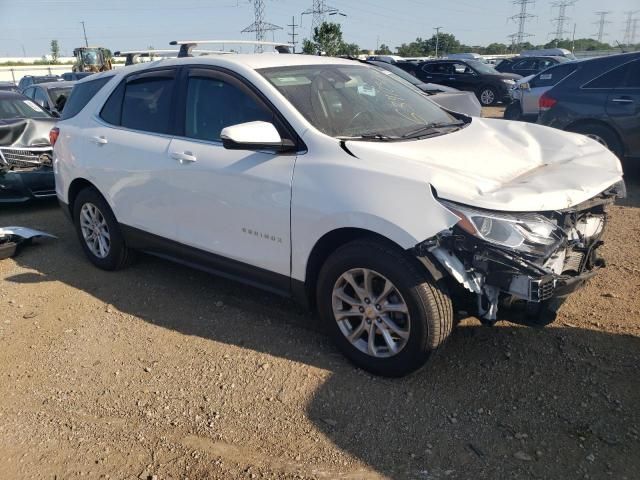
[416,181,626,326]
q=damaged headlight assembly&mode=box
[439,200,563,258]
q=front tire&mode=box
[316,239,454,377]
[478,86,498,106]
[73,187,133,270]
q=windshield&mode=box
[0,97,50,119]
[260,64,457,139]
[466,60,499,75]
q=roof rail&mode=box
[169,40,293,57]
[114,49,233,66]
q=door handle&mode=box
[611,97,634,104]
[170,151,197,163]
[91,135,108,145]
[448,77,455,80]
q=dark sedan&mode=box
[495,56,569,77]
[396,59,521,106]
[538,52,640,161]
[0,91,57,203]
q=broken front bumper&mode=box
[0,147,55,202]
[416,191,617,325]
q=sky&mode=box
[0,0,637,57]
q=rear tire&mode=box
[503,101,522,120]
[567,123,624,159]
[72,187,134,271]
[316,239,454,377]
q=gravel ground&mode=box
[1,112,639,479]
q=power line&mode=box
[622,11,639,46]
[241,0,282,52]
[550,1,577,41]
[633,18,639,45]
[287,16,299,53]
[301,1,344,35]
[508,0,536,47]
[592,11,612,43]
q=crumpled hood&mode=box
[345,118,623,212]
[0,118,57,147]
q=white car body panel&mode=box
[54,54,623,289]
[345,118,622,212]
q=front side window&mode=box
[453,63,474,75]
[513,59,537,71]
[120,74,175,134]
[423,63,451,75]
[261,64,458,139]
[184,75,272,142]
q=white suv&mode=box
[53,54,624,376]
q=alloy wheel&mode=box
[79,202,111,259]
[332,268,411,358]
[480,89,495,105]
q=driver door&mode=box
[167,67,297,283]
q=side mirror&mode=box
[519,82,530,90]
[220,121,295,152]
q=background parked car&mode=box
[17,75,62,92]
[538,52,640,160]
[0,90,57,202]
[62,72,95,81]
[0,81,19,93]
[366,60,482,116]
[396,59,521,106]
[504,61,580,121]
[495,56,569,77]
[21,81,75,117]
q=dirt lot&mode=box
[1,115,639,478]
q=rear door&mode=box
[605,59,640,156]
[421,62,452,86]
[166,67,297,281]
[450,62,479,92]
[89,69,179,240]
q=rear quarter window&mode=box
[61,76,112,119]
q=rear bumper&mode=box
[0,168,55,203]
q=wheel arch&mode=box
[564,119,625,155]
[299,227,417,310]
[67,177,99,216]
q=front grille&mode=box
[0,147,52,170]
[531,275,555,302]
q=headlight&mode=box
[501,79,515,85]
[441,200,563,258]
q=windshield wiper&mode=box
[337,132,400,141]
[400,121,465,139]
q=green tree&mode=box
[50,39,60,64]
[483,43,508,54]
[302,22,360,57]
[302,39,316,55]
[375,44,392,55]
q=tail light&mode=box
[539,92,557,111]
[49,127,59,147]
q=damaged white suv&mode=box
[53,53,624,376]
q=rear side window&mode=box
[119,72,175,134]
[61,76,111,119]
[530,63,577,88]
[621,60,640,88]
